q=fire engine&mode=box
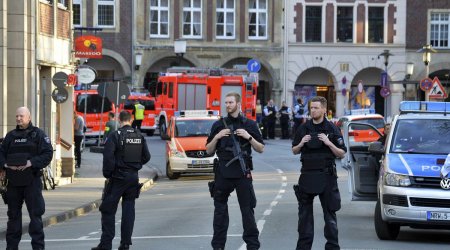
[122,92,157,136]
[74,88,115,138]
[153,67,258,138]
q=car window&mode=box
[351,118,384,130]
[76,94,112,113]
[391,119,450,154]
[175,119,216,137]
[124,99,155,110]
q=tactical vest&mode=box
[119,128,143,164]
[134,104,145,120]
[6,128,39,186]
[300,119,336,171]
[279,106,290,122]
[217,116,251,161]
[266,106,276,120]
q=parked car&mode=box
[337,113,385,146]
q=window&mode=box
[248,0,267,39]
[76,94,113,113]
[150,0,169,37]
[216,0,235,38]
[183,0,202,38]
[430,12,449,48]
[305,6,322,42]
[97,0,115,27]
[73,0,82,27]
[368,7,384,43]
[337,7,353,42]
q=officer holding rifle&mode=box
[206,92,264,250]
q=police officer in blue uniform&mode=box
[206,92,265,250]
[92,111,151,250]
[291,97,346,250]
[0,107,53,250]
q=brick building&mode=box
[0,0,75,182]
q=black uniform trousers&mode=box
[296,174,340,250]
[99,171,139,249]
[6,176,45,250]
[131,120,143,131]
[74,135,83,168]
[280,119,290,139]
[212,172,259,249]
[266,118,275,139]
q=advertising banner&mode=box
[75,35,103,59]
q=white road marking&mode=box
[77,236,90,240]
[281,176,287,181]
[24,234,244,242]
[276,169,284,174]
[270,201,278,207]
[263,209,272,216]
[88,232,99,235]
[282,182,287,187]
[279,189,286,194]
[276,195,283,200]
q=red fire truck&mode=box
[153,67,258,138]
[74,88,115,139]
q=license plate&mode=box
[427,211,450,221]
[192,160,210,165]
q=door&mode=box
[342,122,383,201]
[220,85,242,116]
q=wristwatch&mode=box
[248,136,253,142]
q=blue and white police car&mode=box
[342,101,450,240]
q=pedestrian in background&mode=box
[206,92,265,250]
[279,101,291,139]
[92,111,151,250]
[255,99,262,125]
[132,100,145,131]
[291,96,346,250]
[103,112,119,143]
[292,97,306,137]
[0,107,53,250]
[73,111,84,168]
[263,99,277,139]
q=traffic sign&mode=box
[420,78,433,92]
[429,77,448,99]
[106,81,130,105]
[76,65,97,84]
[247,59,261,73]
[67,74,77,86]
[51,87,68,103]
[52,72,68,88]
[380,87,391,98]
[380,71,388,87]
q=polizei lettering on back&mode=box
[14,139,27,143]
[126,138,142,144]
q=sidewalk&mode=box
[0,150,158,239]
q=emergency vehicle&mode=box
[74,88,115,138]
[336,111,385,146]
[162,110,220,179]
[122,92,157,136]
[342,101,450,240]
[154,67,258,139]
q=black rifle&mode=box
[222,119,248,176]
[136,182,144,199]
[101,179,112,200]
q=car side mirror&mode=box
[161,133,170,140]
[368,141,384,154]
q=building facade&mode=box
[285,0,408,118]
[1,0,74,182]
[134,0,284,107]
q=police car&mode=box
[162,110,219,179]
[342,101,450,240]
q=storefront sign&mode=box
[75,35,103,59]
[76,66,96,84]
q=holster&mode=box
[0,179,7,205]
[136,182,144,199]
[208,181,215,198]
[293,184,301,202]
[101,179,112,200]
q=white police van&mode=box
[342,101,450,240]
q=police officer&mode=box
[292,97,306,137]
[278,101,291,139]
[132,100,145,131]
[263,99,277,139]
[92,111,151,250]
[0,107,53,250]
[206,92,265,250]
[291,96,346,250]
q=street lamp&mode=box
[405,62,414,80]
[134,52,142,70]
[174,39,187,66]
[417,44,437,100]
[378,49,393,117]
